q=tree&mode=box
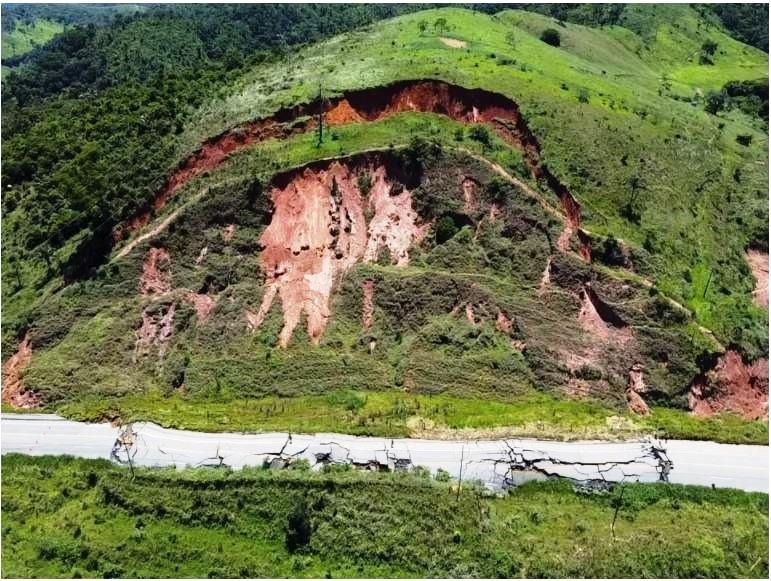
[700,40,718,64]
[433,17,448,34]
[704,90,726,115]
[417,20,427,35]
[540,28,561,47]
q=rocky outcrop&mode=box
[626,363,649,415]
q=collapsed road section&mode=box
[1,414,767,492]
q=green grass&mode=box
[1,19,64,58]
[2,454,767,578]
[53,390,768,444]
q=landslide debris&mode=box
[689,350,768,420]
[116,80,589,259]
[746,249,768,308]
[1,332,39,408]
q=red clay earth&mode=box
[249,159,429,347]
[1,332,39,408]
[114,80,589,259]
[689,350,769,420]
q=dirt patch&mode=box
[139,246,172,295]
[439,37,467,48]
[325,99,365,125]
[538,256,552,292]
[496,310,513,334]
[462,177,478,213]
[253,157,426,347]
[746,249,768,308]
[626,363,649,415]
[689,350,768,420]
[577,285,632,343]
[185,292,215,322]
[115,80,587,261]
[1,332,40,408]
[362,280,375,331]
[465,303,477,325]
[222,224,236,242]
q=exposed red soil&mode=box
[252,158,427,347]
[746,249,768,308]
[139,247,172,295]
[626,363,649,415]
[1,332,40,408]
[496,310,513,334]
[689,350,768,420]
[185,292,216,322]
[362,280,375,331]
[577,285,632,343]
[115,80,589,259]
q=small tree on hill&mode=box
[433,17,448,34]
[540,28,561,47]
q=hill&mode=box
[1,6,768,442]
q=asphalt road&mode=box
[2,414,767,492]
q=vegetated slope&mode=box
[1,18,64,59]
[2,455,768,578]
[1,7,768,437]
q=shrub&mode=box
[540,28,561,47]
[285,499,312,553]
[704,91,726,115]
[467,124,492,148]
[736,134,753,146]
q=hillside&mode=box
[1,6,768,442]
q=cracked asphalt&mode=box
[2,414,767,492]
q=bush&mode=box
[285,499,312,553]
[540,28,561,47]
[467,124,492,148]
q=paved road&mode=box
[2,414,767,492]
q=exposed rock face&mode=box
[252,160,427,347]
[689,350,768,420]
[1,332,39,408]
[746,249,768,308]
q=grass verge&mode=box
[52,390,769,444]
[1,454,767,578]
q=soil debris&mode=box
[1,332,40,408]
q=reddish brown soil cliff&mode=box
[115,80,588,258]
[689,350,768,420]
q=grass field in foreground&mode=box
[1,454,767,578]
[50,390,768,444]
